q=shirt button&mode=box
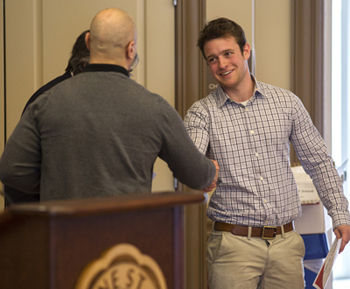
[255,153,259,157]
[245,108,249,111]
[265,221,269,224]
[264,199,267,203]
[250,130,254,134]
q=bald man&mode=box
[0,8,218,201]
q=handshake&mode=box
[203,159,219,193]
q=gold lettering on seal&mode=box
[75,243,167,289]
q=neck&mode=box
[89,55,129,70]
[224,70,255,102]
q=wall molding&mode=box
[175,1,208,288]
[291,0,325,164]
[293,0,324,134]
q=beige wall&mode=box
[205,0,293,202]
[207,0,293,91]
[207,0,254,45]
[0,0,294,209]
[1,0,175,137]
[0,1,175,209]
[255,0,293,90]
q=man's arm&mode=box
[157,100,216,190]
[0,108,41,193]
[203,159,219,192]
[183,101,217,192]
[183,102,211,155]
[290,95,350,251]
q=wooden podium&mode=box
[0,191,205,289]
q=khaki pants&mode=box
[207,227,305,289]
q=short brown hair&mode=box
[197,18,247,59]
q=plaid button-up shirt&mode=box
[184,76,350,229]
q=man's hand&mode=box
[334,224,350,253]
[203,160,219,192]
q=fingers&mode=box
[203,159,220,192]
[202,182,217,192]
[334,225,350,253]
[334,229,341,240]
[340,236,350,253]
[211,159,219,170]
[340,241,346,253]
[211,159,219,183]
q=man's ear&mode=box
[126,41,136,61]
[243,43,251,60]
[85,32,91,51]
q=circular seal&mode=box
[75,243,167,289]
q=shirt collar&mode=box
[215,74,264,108]
[216,86,231,108]
[251,75,264,98]
[83,64,130,77]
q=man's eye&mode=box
[207,57,217,63]
[224,52,233,57]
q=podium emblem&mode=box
[75,243,167,289]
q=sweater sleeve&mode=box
[157,100,216,190]
[0,107,41,193]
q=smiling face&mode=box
[204,36,251,96]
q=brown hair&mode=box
[65,30,90,75]
[197,18,247,59]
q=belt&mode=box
[214,221,294,239]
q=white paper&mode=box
[312,238,342,289]
[291,166,320,204]
[304,259,324,274]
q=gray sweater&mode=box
[0,64,215,201]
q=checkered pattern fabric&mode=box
[184,76,350,229]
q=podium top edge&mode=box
[3,191,205,218]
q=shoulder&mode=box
[121,79,181,121]
[257,81,294,98]
[22,72,72,114]
[187,91,219,114]
[256,81,303,108]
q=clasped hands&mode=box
[203,159,219,192]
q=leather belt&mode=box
[214,221,294,239]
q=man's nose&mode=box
[217,56,228,68]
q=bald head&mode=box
[86,8,137,68]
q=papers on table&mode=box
[313,238,342,289]
[291,166,320,205]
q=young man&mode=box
[184,17,350,289]
[0,8,218,201]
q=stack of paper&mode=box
[291,166,320,205]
